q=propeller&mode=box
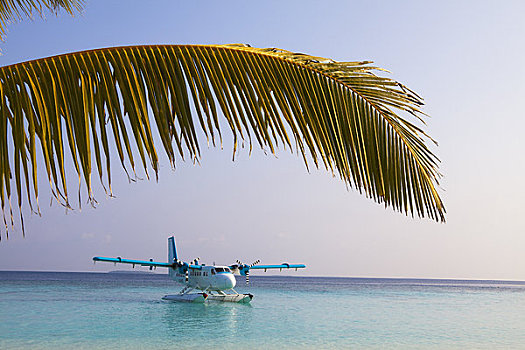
[172,259,190,282]
[232,259,261,285]
[246,260,260,285]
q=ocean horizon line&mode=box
[1,270,524,284]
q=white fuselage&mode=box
[171,265,236,292]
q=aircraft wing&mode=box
[93,256,172,268]
[250,263,306,270]
[93,256,203,269]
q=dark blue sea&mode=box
[1,271,525,349]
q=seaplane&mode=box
[93,236,306,303]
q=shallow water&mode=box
[1,271,525,349]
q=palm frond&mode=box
[0,44,445,238]
[0,0,83,40]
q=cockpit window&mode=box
[214,267,231,273]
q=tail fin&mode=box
[168,236,177,278]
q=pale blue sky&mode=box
[1,0,524,280]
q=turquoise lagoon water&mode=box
[1,272,525,349]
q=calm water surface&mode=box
[1,271,525,349]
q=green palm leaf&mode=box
[0,44,445,237]
[0,0,83,40]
